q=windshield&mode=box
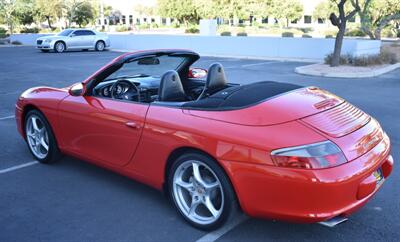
[58,29,74,36]
[107,55,186,80]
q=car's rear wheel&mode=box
[25,110,61,163]
[169,152,237,230]
[54,41,65,53]
[95,41,105,51]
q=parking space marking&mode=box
[241,61,279,67]
[0,161,38,174]
[0,115,15,120]
[196,213,248,242]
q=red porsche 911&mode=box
[16,49,393,230]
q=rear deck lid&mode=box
[301,101,371,138]
[186,87,346,126]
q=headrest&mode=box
[206,63,227,91]
[158,70,187,102]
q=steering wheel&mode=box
[110,79,141,102]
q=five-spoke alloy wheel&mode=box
[25,110,61,163]
[169,152,237,230]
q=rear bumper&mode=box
[222,134,393,223]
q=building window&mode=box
[151,18,155,23]
[304,15,312,24]
[318,18,325,24]
[262,17,268,24]
[129,15,133,24]
[122,15,126,25]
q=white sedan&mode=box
[36,29,111,53]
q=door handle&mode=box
[125,121,140,129]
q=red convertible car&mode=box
[16,49,393,230]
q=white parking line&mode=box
[0,115,15,120]
[0,161,38,174]
[241,61,279,67]
[196,213,248,242]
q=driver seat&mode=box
[158,70,187,102]
[197,63,227,100]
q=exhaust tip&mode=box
[318,216,348,228]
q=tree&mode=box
[71,1,95,27]
[313,0,337,22]
[15,0,37,26]
[0,0,18,34]
[35,0,64,29]
[354,0,400,40]
[157,0,199,27]
[329,0,360,67]
[64,0,96,28]
[270,0,303,27]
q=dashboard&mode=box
[94,77,160,102]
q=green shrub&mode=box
[324,51,398,66]
[220,31,231,36]
[282,32,294,37]
[20,27,40,33]
[116,25,129,32]
[324,53,351,65]
[185,26,199,34]
[172,22,180,28]
[11,40,22,45]
[300,28,312,33]
[325,35,334,38]
[138,23,150,30]
[150,23,159,29]
[345,28,366,37]
[236,32,247,36]
[381,28,395,38]
[0,27,8,38]
[302,34,312,38]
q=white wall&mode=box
[11,33,381,61]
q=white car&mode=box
[36,29,111,53]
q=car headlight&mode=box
[270,141,347,169]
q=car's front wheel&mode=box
[169,152,237,230]
[54,41,66,53]
[25,110,61,163]
[95,41,105,51]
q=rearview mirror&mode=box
[137,57,160,65]
[189,68,207,78]
[69,83,85,96]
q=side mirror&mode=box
[70,33,76,37]
[189,68,207,78]
[69,83,85,96]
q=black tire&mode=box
[24,109,62,164]
[168,152,237,231]
[40,49,49,53]
[95,40,105,51]
[54,41,66,53]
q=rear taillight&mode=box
[270,141,347,169]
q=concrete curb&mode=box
[295,63,400,78]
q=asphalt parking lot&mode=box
[0,46,399,241]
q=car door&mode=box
[58,95,149,167]
[81,30,96,48]
[67,30,85,48]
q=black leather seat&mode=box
[158,70,187,102]
[197,63,227,100]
